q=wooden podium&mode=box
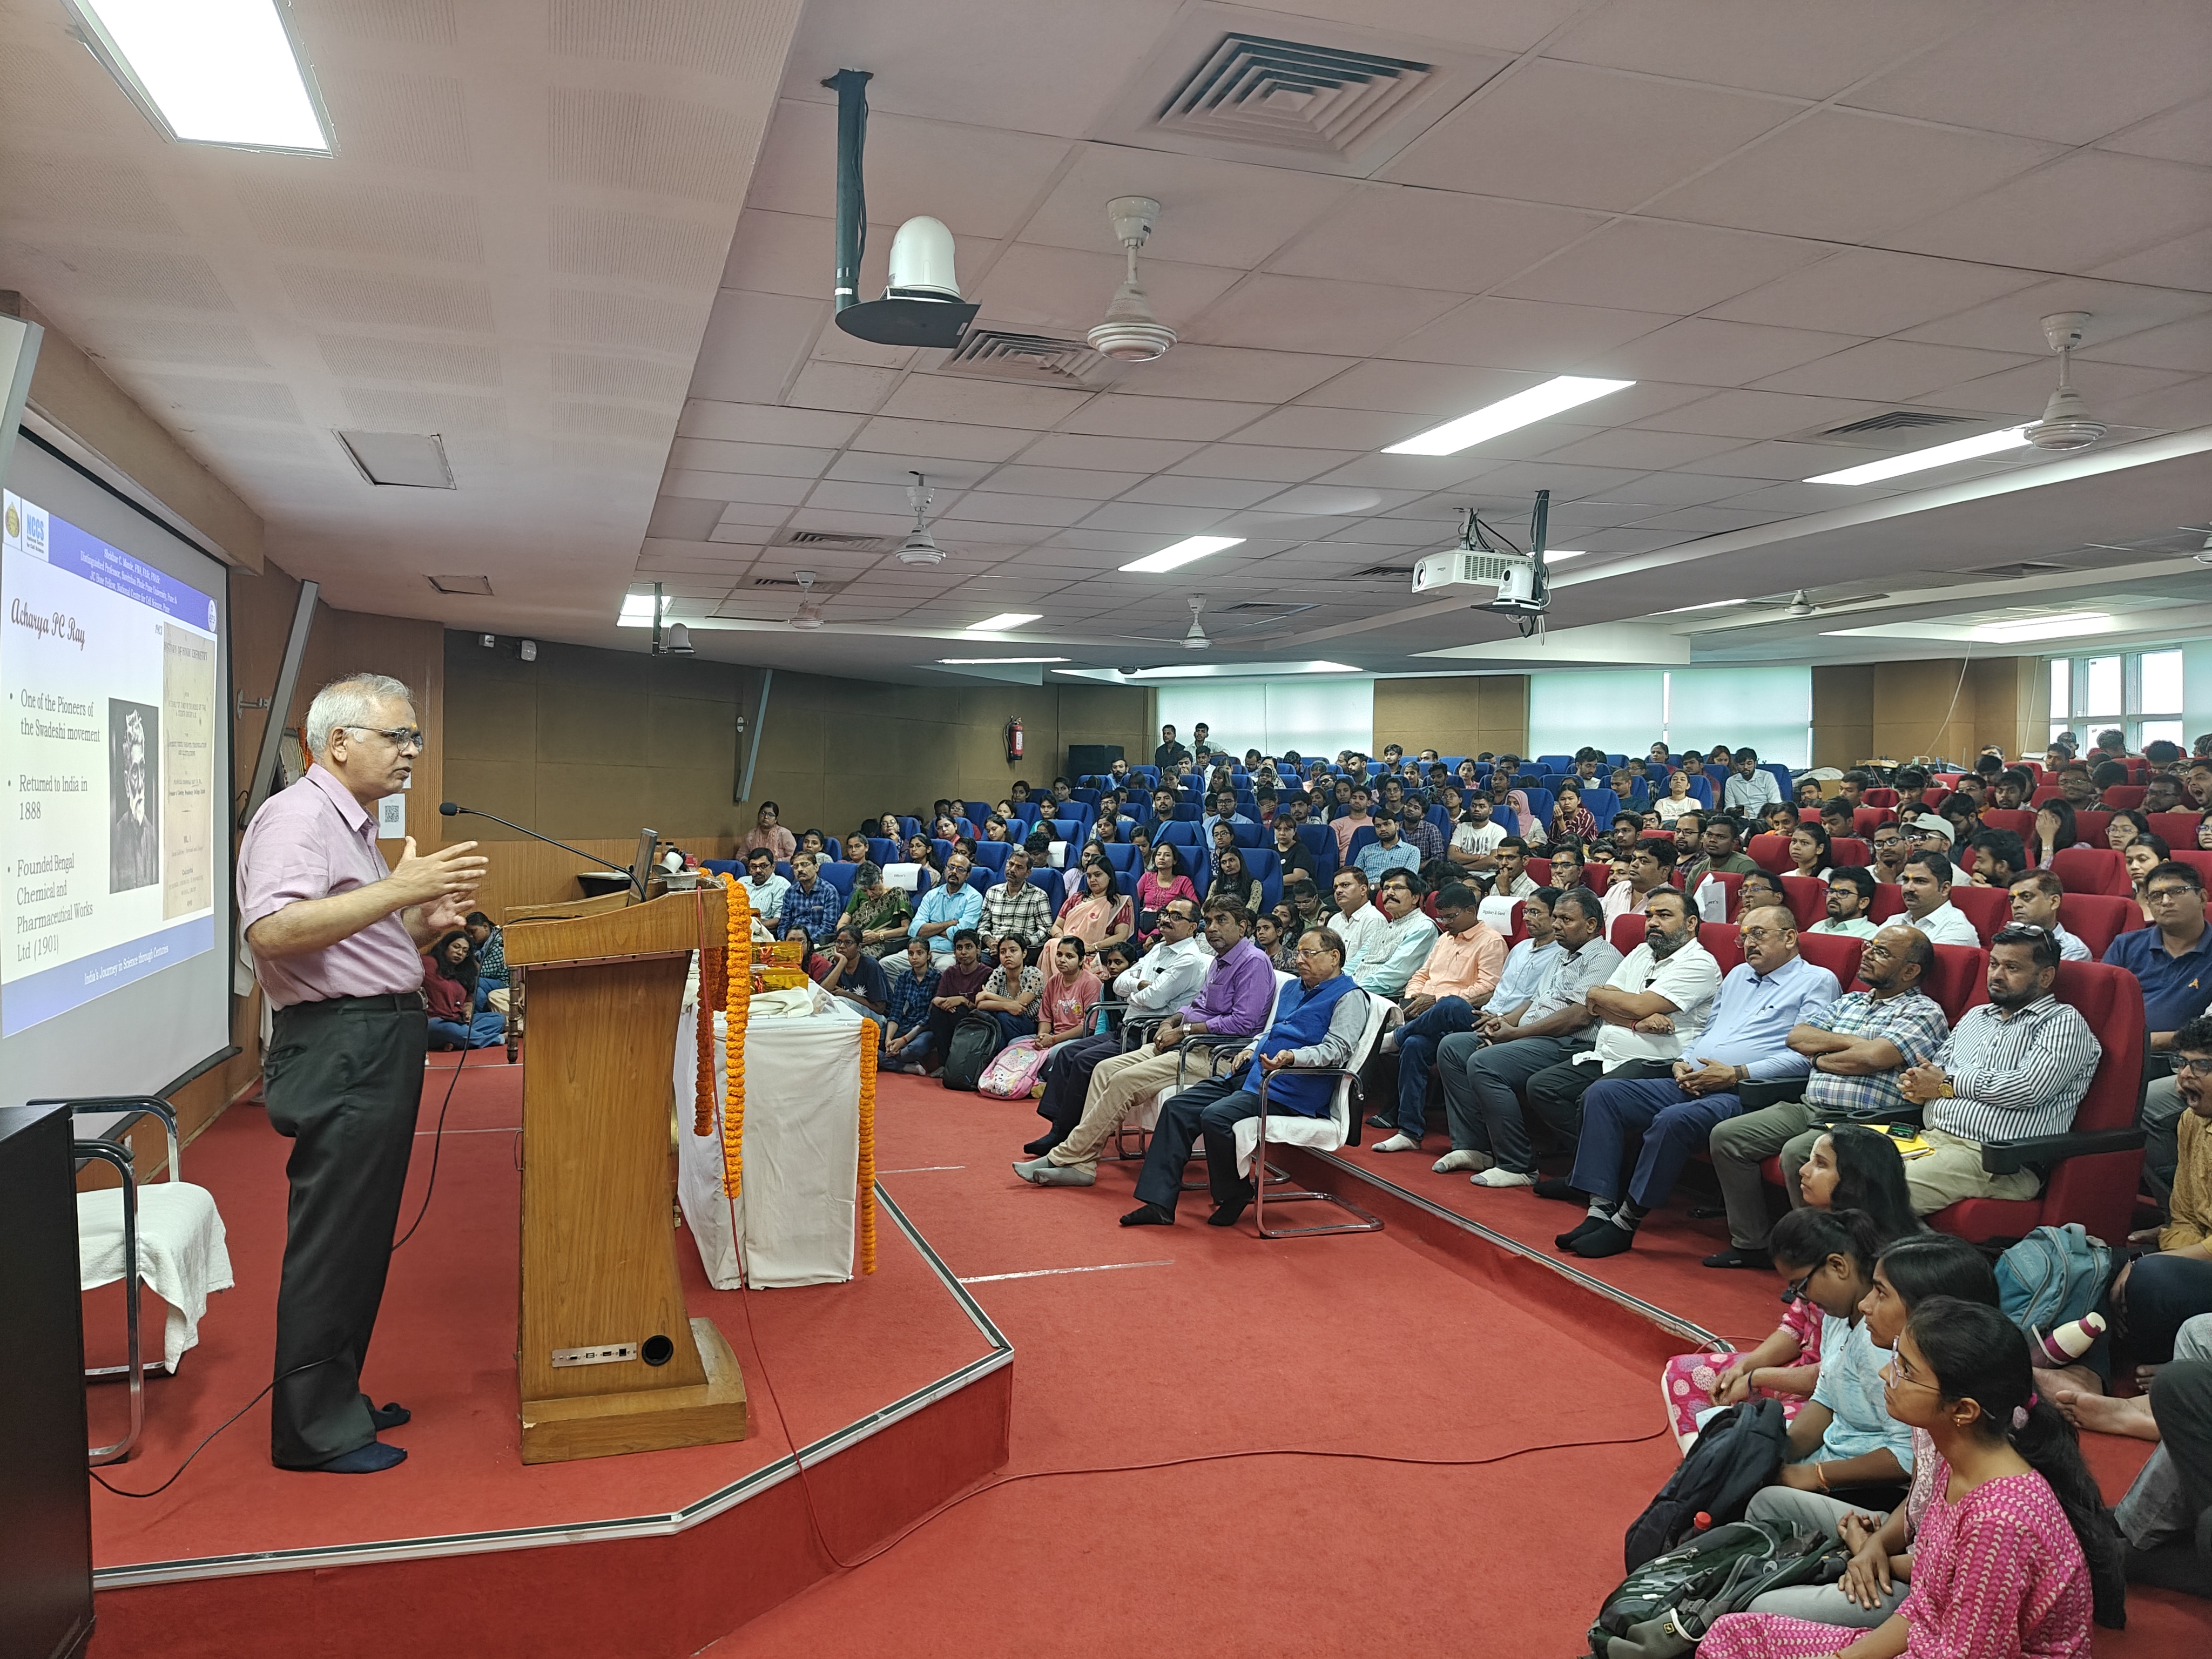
[500,883,747,1464]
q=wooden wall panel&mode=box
[1372,675,1528,758]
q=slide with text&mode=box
[4,489,217,1036]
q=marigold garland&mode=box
[721,874,752,1198]
[856,1023,878,1276]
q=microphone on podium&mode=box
[439,802,645,896]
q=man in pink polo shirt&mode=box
[238,673,487,1473]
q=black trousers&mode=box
[261,992,427,1467]
[1034,1032,1122,1134]
[1523,1056,1679,1161]
[1132,1074,1264,1215]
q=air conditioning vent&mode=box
[1970,562,2074,580]
[427,574,493,595]
[1155,32,1433,157]
[1348,564,1417,579]
[941,327,1112,388]
[1220,601,1314,615]
[751,576,803,588]
[779,530,886,551]
[1789,408,2002,451]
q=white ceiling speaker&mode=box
[1086,196,1177,363]
[1182,594,1208,650]
[788,571,825,630]
[897,471,945,565]
[2023,311,2108,453]
[1785,589,1816,618]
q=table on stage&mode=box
[675,995,866,1289]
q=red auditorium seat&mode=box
[1831,837,1869,867]
[1863,788,1899,809]
[2148,812,2202,848]
[2175,850,2212,888]
[1948,884,2011,946]
[1697,870,1744,921]
[1928,961,2149,1250]
[2058,893,2141,960]
[1852,807,1897,836]
[1799,930,1864,990]
[2072,811,2112,846]
[1920,943,1988,1025]
[1778,875,1826,932]
[1979,809,2034,839]
[1870,884,1906,923]
[1587,859,1613,891]
[1610,913,1647,956]
[2052,846,2130,896]
[1748,833,1792,874]
[2101,785,2147,810]
[2030,786,2064,807]
[1698,922,1744,973]
[1498,899,1527,945]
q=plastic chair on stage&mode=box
[1234,990,1391,1238]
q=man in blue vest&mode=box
[1122,927,1370,1229]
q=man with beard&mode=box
[1703,926,1949,1268]
[1808,867,1879,939]
[1896,925,2099,1213]
[110,704,159,891]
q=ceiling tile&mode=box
[1896,276,2212,352]
[1547,0,1974,100]
[1381,295,1675,372]
[1384,59,1799,211]
[1439,460,1651,502]
[711,502,788,528]
[1839,4,2212,145]
[1885,152,2212,274]
[1265,181,1609,290]
[1703,248,2045,337]
[983,464,1148,500]
[1750,338,2039,401]
[663,469,812,505]
[2082,314,2212,373]
[1304,454,1500,491]
[1631,388,1888,440]
[1689,439,1907,480]
[1017,144,1356,270]
[786,361,896,413]
[1916,356,2193,419]
[800,480,929,515]
[969,242,1244,339]
[1077,501,1235,536]
[821,454,992,493]
[678,400,862,446]
[1182,274,1465,358]
[1015,431,1207,471]
[667,437,834,478]
[687,288,822,403]
[1216,406,1431,450]
[1627,504,1790,535]
[2096,373,2212,431]
[1714,481,1911,516]
[1580,318,1863,386]
[1576,471,1764,509]
[878,374,1094,427]
[1291,360,1543,416]
[1647,109,2059,242]
[1115,475,1285,509]
[719,208,828,299]
[848,417,1037,462]
[2090,227,2212,292]
[1493,218,1824,313]
[1539,428,1752,470]
[1050,393,1267,441]
[2099,96,2212,167]
[1165,443,1365,483]
[939,492,1095,527]
[1104,343,1360,403]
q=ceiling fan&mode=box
[1117,595,1210,650]
[898,472,949,565]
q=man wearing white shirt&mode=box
[1601,841,1678,928]
[2008,872,2091,962]
[741,846,790,924]
[1899,852,1982,947]
[1521,887,1721,1164]
[1351,871,1441,997]
[1722,748,1784,815]
[1488,837,1539,900]
[1448,794,1509,874]
[1808,867,1880,940]
[1328,866,1385,971]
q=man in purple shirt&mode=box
[1015,898,1278,1185]
[237,674,487,1474]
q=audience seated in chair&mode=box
[897,852,981,979]
[1704,927,1947,1269]
[1015,900,1274,1187]
[914,930,993,1071]
[1118,928,1368,1230]
[1896,852,1980,946]
[1367,883,1507,1151]
[2100,1015,2212,1393]
[973,935,1044,1047]
[2009,871,2092,962]
[1602,838,1677,926]
[1894,925,2099,1215]
[741,846,790,927]
[1807,867,1880,939]
[2109,861,2212,1205]
[1551,903,1840,1256]
[1347,871,1440,999]
[816,926,889,1035]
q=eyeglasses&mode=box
[2146,886,2197,905]
[344,724,426,752]
[1779,1267,1816,1305]
[2175,1054,2212,1078]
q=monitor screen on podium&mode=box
[2,434,233,1105]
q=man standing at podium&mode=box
[238,673,488,1473]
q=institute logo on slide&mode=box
[4,500,17,541]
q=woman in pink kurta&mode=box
[1699,1299,2115,1659]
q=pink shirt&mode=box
[238,764,424,1007]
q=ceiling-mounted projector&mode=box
[1411,494,1554,620]
[2022,312,2107,453]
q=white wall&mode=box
[1528,667,1813,767]
[1157,677,1374,758]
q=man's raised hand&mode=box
[390,836,488,908]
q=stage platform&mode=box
[81,1058,2207,1657]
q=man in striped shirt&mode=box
[1897,924,2100,1214]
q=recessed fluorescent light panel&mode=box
[965,612,1041,632]
[1542,550,1587,562]
[617,594,672,627]
[1804,427,2030,485]
[67,0,334,153]
[1973,610,2110,643]
[1120,535,1243,574]
[1383,377,1635,457]
[939,656,1070,665]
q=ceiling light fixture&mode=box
[66,0,333,152]
[1101,660,1362,680]
[1382,376,1635,457]
[1120,534,1242,574]
[938,656,1070,665]
[618,592,671,626]
[1803,426,2031,485]
[1974,610,2112,643]
[965,612,1041,632]
[2022,312,2108,453]
[1086,197,1177,363]
[1542,550,1587,562]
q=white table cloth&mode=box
[77,1182,233,1371]
[674,995,864,1289]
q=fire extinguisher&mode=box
[1006,717,1024,762]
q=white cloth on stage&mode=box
[675,994,864,1289]
[77,1182,234,1370]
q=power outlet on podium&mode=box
[551,1342,638,1367]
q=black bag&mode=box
[939,1015,1005,1092]
[1622,1398,1789,1570]
[1588,1519,1845,1659]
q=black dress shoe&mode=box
[1365,1112,1395,1132]
[1687,1203,1728,1220]
[1702,1246,1773,1271]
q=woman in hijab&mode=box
[1502,786,1544,844]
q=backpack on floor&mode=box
[1587,1518,1845,1659]
[939,1015,1006,1093]
[1622,1398,1789,1570]
[1996,1223,2116,1334]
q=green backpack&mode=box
[1587,1519,1846,1659]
